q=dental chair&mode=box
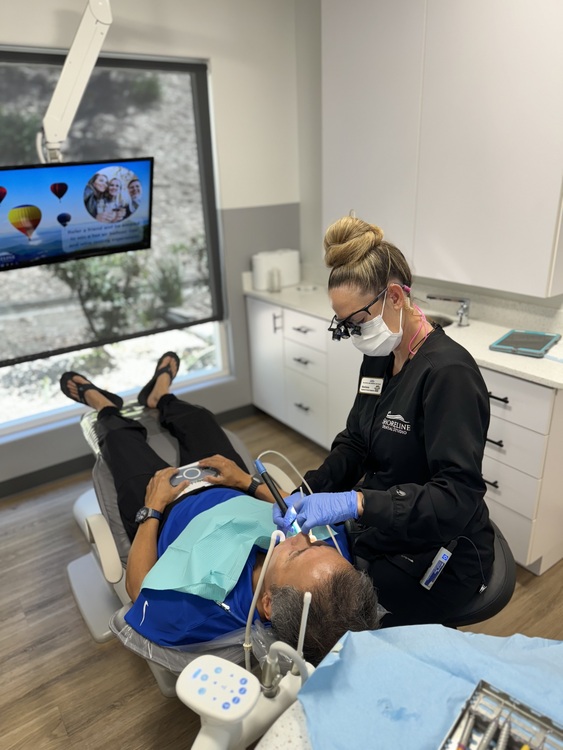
[67,401,271,697]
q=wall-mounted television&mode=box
[0,157,153,272]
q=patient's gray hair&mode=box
[269,568,380,666]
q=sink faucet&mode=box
[426,294,470,326]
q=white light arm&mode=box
[38,0,113,163]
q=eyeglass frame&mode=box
[327,288,387,341]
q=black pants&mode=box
[94,394,247,541]
[368,555,488,628]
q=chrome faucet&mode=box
[426,294,471,326]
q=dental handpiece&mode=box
[255,458,302,535]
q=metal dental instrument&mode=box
[255,458,302,535]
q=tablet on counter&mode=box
[489,329,561,358]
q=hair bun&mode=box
[368,224,384,245]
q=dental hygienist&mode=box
[275,215,495,627]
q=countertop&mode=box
[244,279,563,390]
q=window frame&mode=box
[0,47,224,362]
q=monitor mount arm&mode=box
[36,0,113,164]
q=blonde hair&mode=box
[324,216,412,296]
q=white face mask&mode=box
[352,300,403,357]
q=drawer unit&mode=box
[284,309,328,352]
[485,497,536,567]
[482,455,541,520]
[285,369,328,447]
[480,367,554,434]
[284,339,327,383]
[485,415,548,479]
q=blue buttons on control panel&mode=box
[201,674,209,682]
[222,702,230,710]
[198,687,206,695]
[239,687,247,695]
[233,697,240,705]
[240,677,248,685]
[192,668,201,679]
[214,666,222,674]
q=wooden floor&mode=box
[1,411,562,749]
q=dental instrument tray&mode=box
[439,680,563,750]
[489,329,561,358]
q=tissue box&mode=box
[251,249,300,291]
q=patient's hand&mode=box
[199,454,251,492]
[145,467,190,511]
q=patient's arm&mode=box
[125,467,189,602]
[200,454,284,504]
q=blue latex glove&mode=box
[272,502,298,535]
[293,491,358,534]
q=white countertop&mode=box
[244,280,563,390]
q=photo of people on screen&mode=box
[83,167,143,223]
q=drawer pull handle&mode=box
[483,478,499,489]
[293,357,311,366]
[488,391,509,404]
[293,326,312,334]
[273,313,283,333]
[486,437,504,448]
[294,402,310,412]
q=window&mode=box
[0,51,225,432]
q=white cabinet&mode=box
[322,0,563,297]
[246,297,364,449]
[245,297,285,424]
[480,366,563,574]
[414,0,563,297]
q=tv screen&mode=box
[0,157,153,272]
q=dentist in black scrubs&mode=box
[275,215,495,627]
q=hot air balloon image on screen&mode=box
[0,186,6,206]
[50,182,68,201]
[8,204,42,240]
[57,212,71,228]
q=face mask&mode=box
[352,299,403,357]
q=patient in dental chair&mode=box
[60,352,379,665]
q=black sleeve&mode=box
[360,362,490,550]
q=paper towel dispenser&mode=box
[251,249,300,291]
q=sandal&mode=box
[60,371,124,409]
[137,351,180,407]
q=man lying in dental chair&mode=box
[60,352,379,666]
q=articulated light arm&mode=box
[37,0,113,163]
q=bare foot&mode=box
[146,355,179,408]
[66,375,115,412]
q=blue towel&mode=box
[298,625,563,750]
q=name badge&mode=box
[359,377,383,395]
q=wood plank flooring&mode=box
[1,411,562,749]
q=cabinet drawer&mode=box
[284,309,328,352]
[485,415,548,479]
[485,497,536,567]
[482,455,541,520]
[480,367,554,434]
[285,369,328,447]
[284,340,327,383]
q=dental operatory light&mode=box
[37,0,113,163]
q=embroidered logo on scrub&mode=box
[382,412,411,435]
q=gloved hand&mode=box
[272,502,298,535]
[272,491,358,535]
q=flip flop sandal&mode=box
[60,371,124,409]
[137,351,180,407]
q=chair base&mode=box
[67,552,122,643]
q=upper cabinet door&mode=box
[321,0,426,266]
[413,0,563,297]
